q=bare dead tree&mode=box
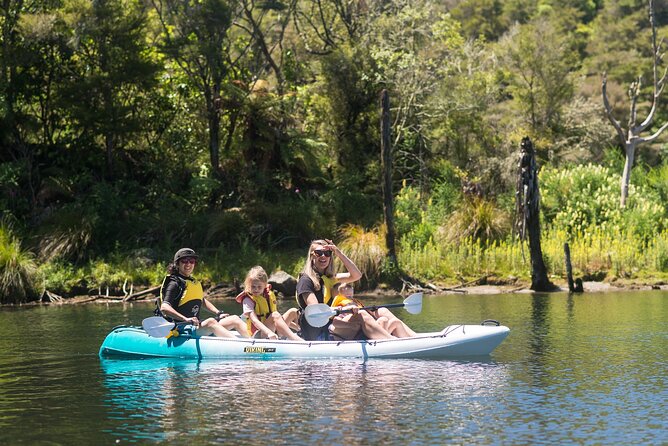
[602,0,668,207]
[515,137,555,292]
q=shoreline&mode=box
[8,279,667,307]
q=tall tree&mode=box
[151,0,233,174]
[62,0,160,177]
[499,18,577,135]
[602,0,668,207]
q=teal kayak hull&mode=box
[99,323,510,360]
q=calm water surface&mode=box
[0,291,666,445]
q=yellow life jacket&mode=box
[330,293,364,309]
[296,275,336,308]
[157,274,204,317]
[237,288,278,334]
[157,274,204,338]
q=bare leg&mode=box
[219,315,250,338]
[377,308,416,337]
[329,314,364,340]
[282,307,301,331]
[197,318,237,338]
[358,311,395,339]
[266,312,302,341]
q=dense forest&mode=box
[2,0,668,303]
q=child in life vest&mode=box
[236,266,302,340]
[332,283,416,338]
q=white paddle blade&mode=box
[142,316,175,338]
[403,292,423,314]
[303,303,336,328]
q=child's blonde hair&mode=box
[337,282,353,293]
[244,266,269,294]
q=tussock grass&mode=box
[338,224,386,287]
[0,221,41,303]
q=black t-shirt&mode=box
[296,274,325,309]
[296,274,330,341]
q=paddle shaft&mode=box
[336,302,405,314]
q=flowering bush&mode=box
[540,164,666,240]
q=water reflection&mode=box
[1,292,666,444]
[100,357,511,444]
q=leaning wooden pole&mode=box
[515,137,555,291]
[380,89,398,267]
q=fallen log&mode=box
[123,285,161,302]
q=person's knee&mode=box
[201,318,218,327]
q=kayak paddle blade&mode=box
[142,316,175,338]
[304,303,336,328]
[402,292,423,314]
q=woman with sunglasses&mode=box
[158,248,241,338]
[296,239,395,341]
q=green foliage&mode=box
[540,164,666,240]
[395,184,424,238]
[398,226,668,285]
[4,0,668,298]
[0,221,42,303]
[498,17,578,134]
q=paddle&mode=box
[142,316,187,338]
[304,292,423,328]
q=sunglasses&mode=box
[312,249,332,258]
[180,257,197,265]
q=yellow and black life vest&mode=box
[156,274,204,319]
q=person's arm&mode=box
[323,239,362,283]
[203,298,228,319]
[160,302,199,325]
[296,275,320,307]
[248,312,278,339]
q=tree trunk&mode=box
[207,84,221,173]
[564,243,574,293]
[516,137,555,291]
[620,142,636,207]
[380,89,398,267]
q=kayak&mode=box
[98,322,510,360]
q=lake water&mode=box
[0,291,666,445]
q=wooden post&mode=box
[380,89,398,267]
[564,242,575,293]
[515,137,556,291]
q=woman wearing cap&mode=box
[295,239,395,341]
[158,248,247,338]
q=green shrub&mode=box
[0,221,42,303]
[395,183,424,238]
[541,163,666,240]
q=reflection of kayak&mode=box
[98,323,509,360]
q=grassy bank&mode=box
[3,227,665,303]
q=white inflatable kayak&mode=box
[98,322,510,360]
